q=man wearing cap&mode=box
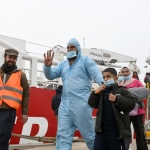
[44,38,103,150]
[0,49,29,150]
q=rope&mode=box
[11,133,84,143]
[12,133,55,143]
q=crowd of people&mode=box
[0,38,149,150]
[45,38,149,150]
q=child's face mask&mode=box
[103,79,115,87]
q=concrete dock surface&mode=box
[9,139,150,150]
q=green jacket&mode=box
[88,83,138,138]
[0,69,29,115]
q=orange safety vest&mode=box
[0,71,23,110]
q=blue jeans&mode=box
[0,109,16,150]
[94,130,125,150]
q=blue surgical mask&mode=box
[67,51,77,59]
[123,75,131,81]
[118,75,131,81]
[118,76,124,82]
[103,79,115,87]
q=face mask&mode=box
[118,75,131,81]
[118,76,124,82]
[123,75,131,81]
[103,79,115,87]
[67,51,77,59]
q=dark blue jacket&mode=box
[51,85,63,115]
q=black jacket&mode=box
[88,83,138,139]
[51,86,63,115]
[144,75,150,84]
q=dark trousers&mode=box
[131,115,148,150]
[125,114,148,150]
[0,109,16,150]
[94,130,125,150]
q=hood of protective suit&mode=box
[67,38,81,59]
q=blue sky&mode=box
[0,0,150,80]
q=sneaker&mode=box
[129,144,132,150]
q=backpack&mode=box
[127,87,149,107]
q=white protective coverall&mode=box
[44,38,103,150]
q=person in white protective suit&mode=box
[43,38,103,150]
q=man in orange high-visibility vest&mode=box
[0,49,29,150]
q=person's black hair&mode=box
[103,68,117,76]
[146,72,150,75]
[56,85,63,94]
[133,71,137,74]
[57,85,63,90]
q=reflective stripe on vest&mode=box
[4,86,23,94]
[2,95,21,104]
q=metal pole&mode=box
[83,37,85,56]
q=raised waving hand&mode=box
[44,50,54,67]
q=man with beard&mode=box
[0,49,29,150]
[44,38,103,150]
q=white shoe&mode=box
[129,144,132,150]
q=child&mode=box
[132,71,139,80]
[88,68,137,150]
